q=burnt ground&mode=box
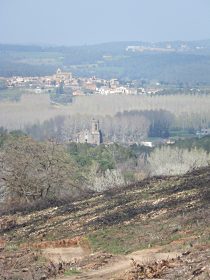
[0,167,210,279]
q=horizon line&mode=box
[0,38,210,48]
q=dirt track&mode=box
[44,246,179,280]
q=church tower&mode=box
[91,119,99,134]
[77,119,102,145]
[91,119,102,145]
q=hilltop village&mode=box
[3,68,163,96]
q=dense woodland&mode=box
[25,109,172,143]
[20,94,210,143]
[0,92,210,139]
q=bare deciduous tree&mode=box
[0,136,82,206]
[87,162,125,192]
[147,146,210,176]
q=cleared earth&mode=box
[0,167,210,279]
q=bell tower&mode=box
[91,119,102,145]
[91,119,99,134]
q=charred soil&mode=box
[0,167,210,279]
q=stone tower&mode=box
[77,119,102,145]
[91,119,102,145]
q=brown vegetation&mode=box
[20,237,82,250]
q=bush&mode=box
[147,146,210,176]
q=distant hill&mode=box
[1,40,210,85]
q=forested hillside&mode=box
[1,40,210,85]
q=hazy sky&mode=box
[1,0,210,46]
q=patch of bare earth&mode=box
[0,237,90,280]
[1,167,210,279]
[55,247,180,280]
